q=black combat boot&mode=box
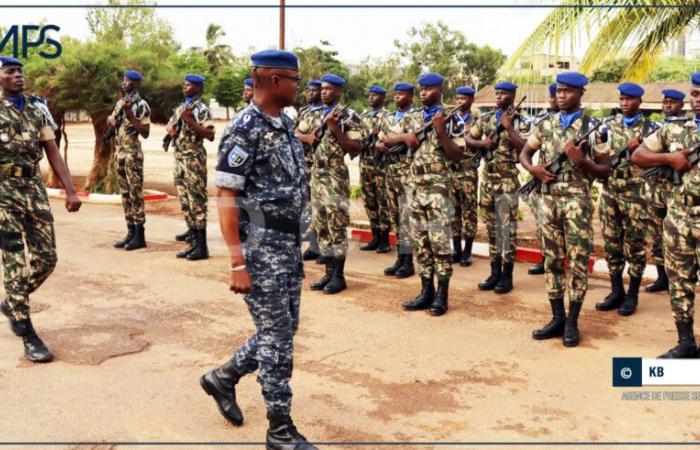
[532,298,566,340]
[323,257,347,294]
[114,223,135,248]
[403,276,435,311]
[302,248,320,261]
[478,257,502,291]
[658,320,698,359]
[15,317,53,362]
[395,253,415,278]
[200,360,244,426]
[1,299,20,336]
[460,238,473,267]
[175,228,193,242]
[310,259,333,290]
[595,272,625,311]
[618,276,642,316]
[376,230,391,253]
[315,255,330,265]
[187,229,209,261]
[384,249,403,276]
[646,265,669,292]
[266,412,318,450]
[563,301,583,347]
[528,257,545,275]
[452,237,462,263]
[494,261,514,294]
[428,277,450,316]
[124,224,146,250]
[177,230,197,258]
[360,228,380,251]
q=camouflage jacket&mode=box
[359,107,390,163]
[377,107,421,167]
[169,97,215,157]
[449,110,479,172]
[294,103,324,167]
[111,91,150,147]
[597,113,657,184]
[526,111,607,196]
[0,94,56,167]
[470,110,529,182]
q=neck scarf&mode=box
[560,110,582,131]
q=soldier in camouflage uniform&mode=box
[376,82,419,278]
[0,56,82,362]
[396,72,465,316]
[449,86,479,267]
[521,72,611,348]
[108,70,151,251]
[359,85,391,253]
[632,72,700,359]
[595,83,655,316]
[200,50,317,449]
[467,81,529,295]
[296,73,365,294]
[644,89,687,293]
[167,74,215,261]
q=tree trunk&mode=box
[225,106,229,121]
[83,114,115,193]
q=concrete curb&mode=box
[46,188,171,204]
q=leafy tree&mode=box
[214,65,248,120]
[648,56,700,82]
[590,58,629,83]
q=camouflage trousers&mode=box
[410,183,453,279]
[600,182,648,278]
[479,177,519,263]
[310,169,350,257]
[359,159,389,231]
[231,266,302,415]
[174,149,208,230]
[647,181,671,266]
[0,178,57,320]
[385,160,412,253]
[541,193,593,303]
[530,192,545,251]
[449,163,479,240]
[114,143,145,225]
[663,206,700,324]
[300,169,319,253]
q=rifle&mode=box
[482,95,528,161]
[311,104,351,150]
[103,91,136,144]
[609,119,658,170]
[518,117,608,196]
[384,105,461,158]
[643,142,700,186]
[162,100,198,152]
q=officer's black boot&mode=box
[478,257,502,291]
[395,253,415,278]
[0,299,21,336]
[403,276,435,311]
[528,257,545,275]
[323,256,347,294]
[177,228,197,258]
[460,238,473,267]
[658,320,698,359]
[200,360,244,426]
[315,255,329,265]
[532,298,566,340]
[187,229,209,261]
[645,265,669,292]
[619,276,642,316]
[310,259,333,290]
[302,248,320,261]
[428,277,450,316]
[563,301,583,348]
[494,261,514,294]
[124,224,146,250]
[595,272,625,311]
[266,411,318,450]
[376,230,391,254]
[16,317,53,363]
[452,237,462,263]
[175,228,193,242]
[114,224,135,248]
[360,228,380,251]
[384,248,403,276]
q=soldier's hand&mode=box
[181,109,195,125]
[325,112,341,133]
[65,194,82,212]
[230,267,252,294]
[166,123,176,137]
[375,141,388,153]
[565,139,586,166]
[106,115,117,127]
[122,102,135,119]
[531,165,555,183]
[668,149,693,172]
[501,111,514,129]
[487,133,499,150]
[432,112,447,134]
[627,137,641,151]
[403,133,419,149]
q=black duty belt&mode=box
[0,164,37,178]
[240,208,300,237]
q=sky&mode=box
[0,0,557,63]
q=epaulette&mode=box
[233,108,258,132]
[664,115,689,123]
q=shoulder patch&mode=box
[227,145,249,168]
[234,111,256,131]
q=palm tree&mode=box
[501,1,700,82]
[192,24,234,74]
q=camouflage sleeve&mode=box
[345,110,367,141]
[36,101,56,141]
[214,122,256,191]
[296,112,312,134]
[136,100,151,125]
[515,117,532,139]
[525,121,542,150]
[197,103,215,128]
[449,116,466,148]
[643,126,669,153]
[469,116,485,139]
[376,114,390,141]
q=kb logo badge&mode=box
[0,25,62,59]
[613,357,642,387]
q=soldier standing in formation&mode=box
[108,70,151,251]
[167,74,215,261]
[521,72,611,347]
[200,49,317,449]
[0,56,82,362]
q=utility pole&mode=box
[279,0,286,49]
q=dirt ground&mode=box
[1,123,697,449]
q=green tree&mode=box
[190,23,234,75]
[590,58,629,82]
[214,66,248,120]
[648,56,700,81]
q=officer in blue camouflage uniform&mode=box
[199,50,317,449]
[0,56,82,362]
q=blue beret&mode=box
[368,84,387,95]
[556,71,588,89]
[306,79,321,89]
[495,81,518,91]
[618,82,644,98]
[418,72,444,87]
[184,74,205,85]
[662,89,685,101]
[456,86,475,96]
[549,83,557,97]
[250,49,298,70]
[124,70,142,81]
[0,56,22,68]
[691,72,700,88]
[393,82,414,93]
[321,73,346,86]
[244,78,253,87]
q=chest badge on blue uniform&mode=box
[228,145,249,167]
